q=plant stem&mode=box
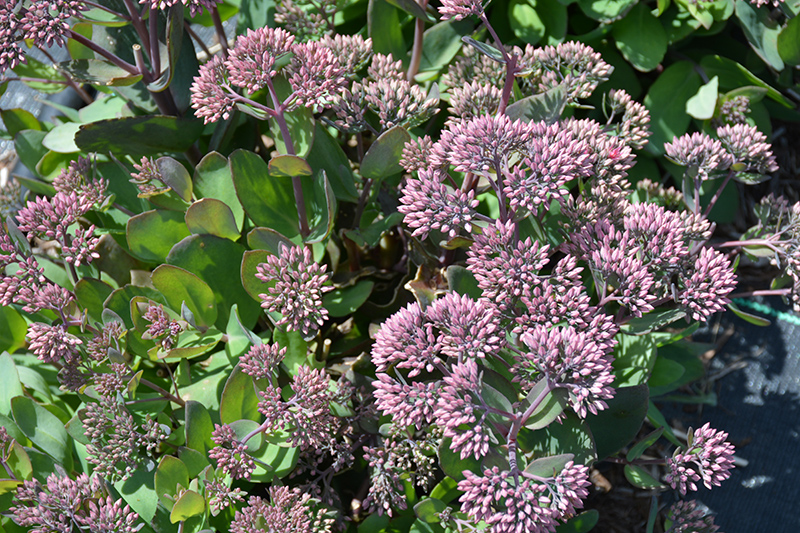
[702,170,733,218]
[138,377,186,407]
[149,5,161,77]
[266,78,310,238]
[210,6,229,56]
[66,30,139,74]
[406,0,429,82]
[729,288,790,299]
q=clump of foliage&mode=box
[0,0,798,531]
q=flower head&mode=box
[230,487,333,533]
[27,322,82,364]
[716,123,778,176]
[438,0,484,20]
[255,244,332,337]
[399,169,479,239]
[666,423,735,495]
[371,301,441,377]
[677,247,736,322]
[190,55,236,124]
[667,500,722,533]
[458,462,590,533]
[210,424,256,480]
[436,360,492,459]
[226,27,295,92]
[240,342,286,379]
[466,219,551,313]
[517,325,615,417]
[664,132,733,181]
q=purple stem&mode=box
[66,30,139,74]
[210,6,229,56]
[702,170,733,218]
[406,0,430,82]
[266,78,310,238]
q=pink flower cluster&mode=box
[190,27,348,123]
[666,423,736,495]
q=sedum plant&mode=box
[0,0,796,531]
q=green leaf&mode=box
[624,464,665,489]
[699,55,792,107]
[303,170,337,244]
[646,401,681,446]
[505,84,566,124]
[1,109,41,138]
[193,152,244,229]
[249,441,300,482]
[624,309,686,334]
[185,198,241,241]
[384,0,435,21]
[523,381,569,430]
[166,234,261,329]
[230,149,300,239]
[361,126,411,181]
[177,447,209,478]
[727,300,770,326]
[220,364,261,424]
[151,264,218,328]
[586,384,649,460]
[12,56,67,93]
[306,123,358,202]
[170,490,205,523]
[418,19,474,74]
[444,265,482,299]
[643,61,702,155]
[268,155,313,178]
[509,0,546,45]
[74,278,114,320]
[429,477,459,503]
[437,437,482,481]
[577,0,637,22]
[115,463,158,523]
[461,36,506,63]
[612,3,667,72]
[686,76,719,120]
[237,0,275,33]
[0,353,24,416]
[247,227,296,255]
[612,332,657,387]
[626,427,664,461]
[156,156,193,202]
[523,453,573,477]
[10,396,73,471]
[413,498,447,523]
[556,510,599,533]
[57,59,143,86]
[127,209,191,263]
[185,400,215,454]
[0,306,26,355]
[368,0,407,64]
[778,14,800,66]
[647,356,686,396]
[518,412,596,466]
[104,285,166,329]
[15,130,49,176]
[241,249,274,304]
[735,0,784,70]
[155,455,190,509]
[273,328,309,374]
[5,440,33,481]
[75,115,204,155]
[323,281,374,317]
